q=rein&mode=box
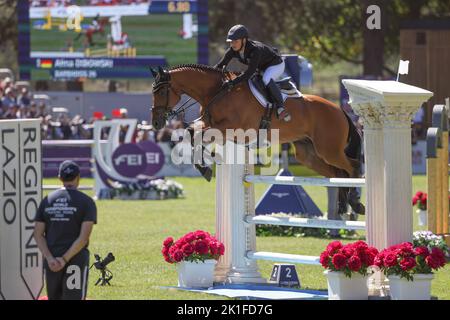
[152,66,230,127]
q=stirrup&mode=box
[277,107,291,122]
[259,117,271,130]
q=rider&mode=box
[214,24,291,122]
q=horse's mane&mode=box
[169,64,240,78]
[170,63,222,74]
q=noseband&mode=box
[152,73,172,122]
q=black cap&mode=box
[58,160,80,181]
[226,25,249,42]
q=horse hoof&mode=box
[350,202,365,215]
[202,167,213,182]
[196,165,213,182]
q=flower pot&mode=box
[417,209,427,226]
[325,271,368,300]
[177,259,216,288]
[388,274,434,300]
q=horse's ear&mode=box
[158,66,164,74]
[150,67,157,78]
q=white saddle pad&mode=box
[248,79,302,108]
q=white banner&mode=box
[0,119,43,300]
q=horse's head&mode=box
[150,66,181,130]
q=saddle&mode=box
[250,74,300,102]
[221,71,302,130]
[249,74,302,130]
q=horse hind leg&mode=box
[292,139,341,177]
[292,140,349,214]
[294,139,365,215]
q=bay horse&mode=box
[150,64,364,215]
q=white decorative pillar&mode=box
[214,141,265,284]
[342,80,433,296]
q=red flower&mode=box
[326,241,343,254]
[162,230,225,264]
[355,249,369,265]
[353,240,368,250]
[430,247,445,260]
[421,196,427,207]
[172,250,184,262]
[182,243,194,256]
[368,247,379,257]
[374,254,384,268]
[209,241,219,255]
[217,242,225,255]
[320,251,330,268]
[341,246,355,258]
[414,246,429,258]
[428,248,446,268]
[332,253,347,270]
[366,251,377,266]
[384,252,398,267]
[183,233,196,243]
[400,257,416,271]
[194,230,208,240]
[163,237,174,248]
[194,240,209,255]
[397,242,414,256]
[412,196,419,205]
[348,255,362,271]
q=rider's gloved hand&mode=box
[221,80,234,92]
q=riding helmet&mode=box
[226,25,249,42]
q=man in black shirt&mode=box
[34,160,97,300]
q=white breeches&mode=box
[262,60,285,85]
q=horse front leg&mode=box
[187,122,214,182]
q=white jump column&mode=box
[214,141,265,284]
[342,80,433,248]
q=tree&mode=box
[209,0,450,76]
[0,0,18,77]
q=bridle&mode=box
[151,67,230,126]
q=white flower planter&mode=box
[177,259,216,288]
[325,271,368,300]
[417,209,427,226]
[388,274,434,300]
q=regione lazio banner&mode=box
[0,119,43,300]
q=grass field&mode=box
[31,14,197,66]
[41,172,450,300]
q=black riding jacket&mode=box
[214,39,283,86]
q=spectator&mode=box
[1,87,16,109]
[37,101,49,118]
[1,77,12,91]
[29,102,38,118]
[18,87,31,108]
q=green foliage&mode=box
[256,223,327,238]
[209,0,450,73]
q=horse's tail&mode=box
[342,110,362,175]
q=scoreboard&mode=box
[18,0,208,81]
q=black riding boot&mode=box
[266,79,291,122]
